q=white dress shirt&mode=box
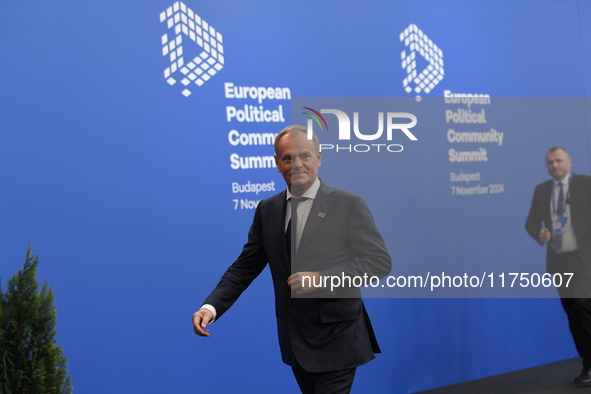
[285,177,321,250]
[551,172,578,253]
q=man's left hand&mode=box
[288,272,322,294]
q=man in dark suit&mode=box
[526,146,591,385]
[192,125,391,393]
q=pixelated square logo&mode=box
[400,24,444,98]
[160,2,224,97]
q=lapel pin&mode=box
[317,212,326,218]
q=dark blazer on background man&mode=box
[204,179,392,373]
[526,173,591,277]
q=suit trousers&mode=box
[292,363,357,394]
[556,251,591,368]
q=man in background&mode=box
[526,146,591,384]
[192,125,391,393]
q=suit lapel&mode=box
[293,181,335,269]
[541,180,552,228]
[568,174,584,232]
[569,174,581,210]
[273,191,289,265]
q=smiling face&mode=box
[274,130,322,197]
[545,148,572,181]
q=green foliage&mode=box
[0,245,73,394]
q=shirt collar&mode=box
[554,172,571,187]
[286,177,321,201]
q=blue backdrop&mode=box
[1,1,591,393]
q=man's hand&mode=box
[192,309,213,337]
[288,272,322,295]
[539,228,551,244]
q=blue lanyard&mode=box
[551,173,571,215]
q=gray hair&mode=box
[546,146,570,159]
[274,124,320,153]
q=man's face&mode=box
[274,131,322,197]
[546,149,572,181]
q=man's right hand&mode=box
[192,309,213,337]
[539,228,551,244]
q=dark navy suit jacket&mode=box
[526,173,591,274]
[204,179,392,372]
